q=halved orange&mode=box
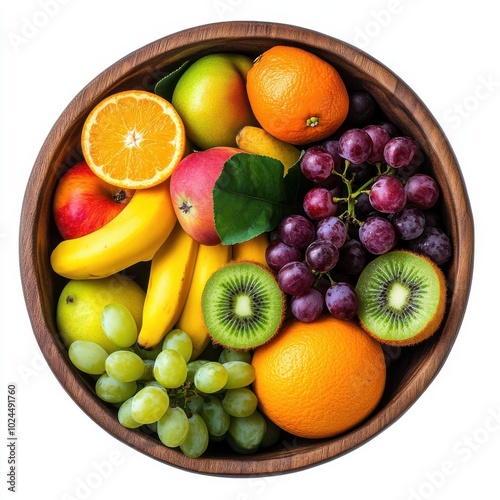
[81,90,185,189]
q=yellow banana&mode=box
[176,242,232,359]
[50,180,177,280]
[137,224,199,350]
[236,125,301,174]
[232,232,269,268]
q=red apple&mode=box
[169,147,242,245]
[53,161,135,239]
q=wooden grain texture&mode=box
[19,21,474,476]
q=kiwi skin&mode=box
[355,250,447,347]
[201,260,286,351]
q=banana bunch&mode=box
[175,243,232,358]
[50,181,177,280]
[137,224,199,351]
[236,125,302,174]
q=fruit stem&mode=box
[167,381,201,418]
[112,190,127,203]
[331,160,395,229]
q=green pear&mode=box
[56,274,145,353]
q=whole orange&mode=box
[251,315,386,439]
[246,45,349,145]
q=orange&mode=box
[251,315,386,439]
[246,45,349,146]
[81,90,185,189]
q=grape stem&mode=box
[331,160,394,229]
[168,381,202,418]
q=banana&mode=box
[50,180,177,280]
[137,223,199,350]
[176,242,232,359]
[232,232,269,268]
[236,125,301,174]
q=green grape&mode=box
[208,432,227,443]
[201,396,230,437]
[222,388,258,417]
[186,359,208,383]
[157,406,190,447]
[162,328,193,363]
[153,349,187,388]
[218,348,252,364]
[260,415,281,448]
[105,350,145,382]
[179,413,209,458]
[68,340,108,375]
[141,359,155,381]
[131,385,169,424]
[226,434,259,455]
[228,410,267,451]
[95,374,137,403]
[145,380,165,389]
[134,341,163,361]
[222,361,255,389]
[194,361,228,394]
[186,393,204,415]
[101,303,138,348]
[117,397,142,429]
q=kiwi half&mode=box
[201,261,285,350]
[355,250,446,346]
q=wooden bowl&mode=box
[19,21,474,476]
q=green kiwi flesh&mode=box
[201,261,285,350]
[355,250,446,346]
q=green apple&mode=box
[56,274,146,353]
[172,53,258,150]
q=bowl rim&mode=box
[19,20,474,476]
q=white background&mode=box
[1,1,498,499]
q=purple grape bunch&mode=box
[265,90,452,324]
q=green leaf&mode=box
[213,153,288,245]
[282,151,312,215]
[154,60,192,101]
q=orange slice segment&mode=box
[81,90,185,189]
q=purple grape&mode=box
[305,240,339,273]
[314,277,331,296]
[359,216,397,254]
[265,239,303,271]
[394,159,422,181]
[405,173,440,210]
[369,175,407,214]
[408,226,452,265]
[338,128,373,164]
[346,162,374,185]
[353,192,374,220]
[300,146,334,182]
[383,136,416,168]
[347,91,376,125]
[277,215,315,249]
[378,121,399,138]
[277,261,315,296]
[290,288,324,323]
[317,173,343,197]
[337,239,367,275]
[321,139,344,172]
[423,210,442,228]
[389,206,425,240]
[316,216,347,248]
[363,124,391,164]
[303,187,337,220]
[325,282,359,320]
